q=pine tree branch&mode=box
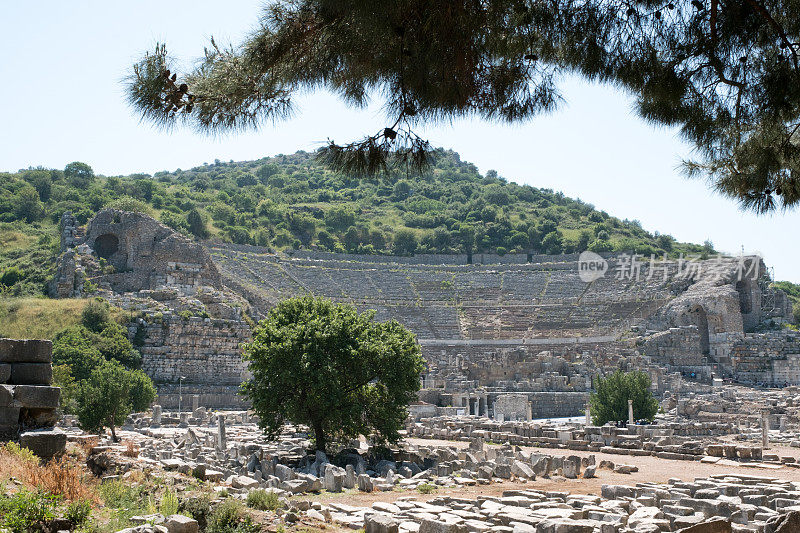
[743,0,799,70]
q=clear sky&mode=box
[2,2,798,281]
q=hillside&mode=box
[2,148,716,297]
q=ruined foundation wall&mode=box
[137,315,251,386]
[527,392,588,419]
[154,384,248,410]
[730,332,800,385]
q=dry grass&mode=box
[0,443,99,503]
[0,228,37,251]
[28,456,100,503]
[0,297,129,339]
[0,298,88,339]
[123,441,140,458]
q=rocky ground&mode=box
[51,407,800,533]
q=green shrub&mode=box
[81,299,110,333]
[65,500,92,526]
[245,489,281,511]
[180,496,211,530]
[207,499,259,533]
[589,370,659,425]
[3,441,38,463]
[0,490,59,533]
[159,491,179,516]
[98,479,148,518]
[417,483,438,494]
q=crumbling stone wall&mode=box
[640,325,707,367]
[137,314,250,386]
[0,338,65,458]
[730,332,800,385]
[493,394,531,421]
[83,209,221,293]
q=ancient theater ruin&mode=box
[50,209,796,419]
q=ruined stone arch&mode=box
[688,304,710,355]
[94,233,119,260]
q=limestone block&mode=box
[676,518,732,532]
[0,385,16,407]
[165,515,199,533]
[10,363,52,385]
[511,460,535,479]
[230,475,259,489]
[365,514,399,533]
[0,339,52,363]
[0,364,10,383]
[324,468,344,492]
[419,519,459,533]
[13,385,60,409]
[358,474,374,492]
[19,428,66,460]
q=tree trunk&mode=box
[313,421,326,453]
[110,424,118,442]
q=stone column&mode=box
[585,404,591,426]
[762,410,770,449]
[628,399,634,424]
[151,405,162,427]
[191,394,200,413]
[780,416,786,432]
[217,414,227,451]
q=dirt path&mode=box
[295,438,800,508]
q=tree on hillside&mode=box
[75,359,156,442]
[241,296,424,452]
[589,370,659,426]
[14,187,43,223]
[128,1,800,212]
[393,229,418,256]
[64,162,95,188]
[187,208,209,239]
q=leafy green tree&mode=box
[82,298,111,332]
[0,267,25,288]
[95,323,142,369]
[64,162,95,188]
[393,229,418,256]
[343,226,361,252]
[52,364,78,414]
[52,327,105,381]
[589,370,659,426]
[14,187,43,223]
[127,2,800,212]
[317,230,336,251]
[160,211,189,233]
[128,368,158,412]
[324,206,356,231]
[31,174,52,202]
[76,360,155,441]
[187,208,209,239]
[242,296,424,452]
[541,231,563,254]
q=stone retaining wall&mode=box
[137,315,251,386]
[0,338,65,458]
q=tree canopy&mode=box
[589,370,660,425]
[76,359,156,442]
[127,0,800,212]
[241,295,425,452]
